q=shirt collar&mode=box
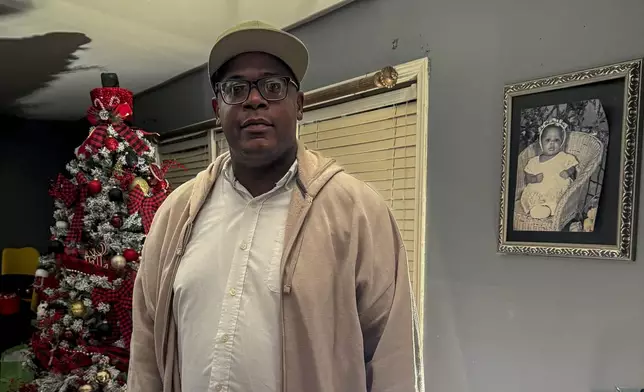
[221,156,299,194]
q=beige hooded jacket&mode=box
[127,144,424,392]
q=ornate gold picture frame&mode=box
[498,59,643,260]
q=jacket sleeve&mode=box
[127,269,163,391]
[356,191,424,392]
[127,205,170,391]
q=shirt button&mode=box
[220,334,229,343]
[229,288,237,296]
[214,385,223,392]
[240,242,248,250]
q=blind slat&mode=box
[301,124,417,150]
[353,168,415,182]
[316,135,416,159]
[162,148,209,163]
[159,131,211,188]
[166,159,209,172]
[301,108,416,135]
[301,98,419,291]
[159,137,207,155]
[343,157,415,174]
[300,114,417,141]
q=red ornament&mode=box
[123,248,139,262]
[87,179,102,196]
[0,293,20,316]
[104,137,119,151]
[110,215,123,228]
[115,103,133,120]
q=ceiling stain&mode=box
[0,0,34,17]
[0,32,100,116]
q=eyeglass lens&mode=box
[219,77,289,104]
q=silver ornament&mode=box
[55,220,69,230]
[110,255,127,270]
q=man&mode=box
[127,20,423,392]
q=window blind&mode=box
[214,131,229,156]
[158,130,212,189]
[299,85,421,293]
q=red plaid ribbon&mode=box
[31,334,93,374]
[114,168,135,190]
[151,160,185,180]
[77,122,149,158]
[66,172,88,244]
[91,276,135,348]
[49,173,87,244]
[127,186,167,233]
[49,174,78,207]
[59,253,118,280]
[150,160,185,193]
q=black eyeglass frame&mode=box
[213,76,300,105]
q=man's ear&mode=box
[212,97,222,126]
[211,97,219,116]
[296,91,304,121]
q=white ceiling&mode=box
[0,0,351,120]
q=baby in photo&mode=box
[520,119,579,219]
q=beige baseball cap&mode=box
[208,20,309,89]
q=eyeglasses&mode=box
[214,76,299,105]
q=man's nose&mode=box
[244,86,267,109]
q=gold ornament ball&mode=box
[78,384,93,392]
[110,255,127,270]
[96,370,111,384]
[130,177,150,195]
[69,301,87,318]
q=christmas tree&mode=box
[20,74,177,392]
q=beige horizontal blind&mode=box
[159,130,211,188]
[214,131,229,157]
[299,85,419,292]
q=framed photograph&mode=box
[498,59,643,260]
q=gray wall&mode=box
[134,0,644,391]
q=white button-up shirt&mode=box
[173,158,297,392]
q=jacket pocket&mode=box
[264,227,285,293]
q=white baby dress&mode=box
[520,151,579,218]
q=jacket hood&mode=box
[187,142,344,218]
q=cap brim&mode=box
[208,28,309,88]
